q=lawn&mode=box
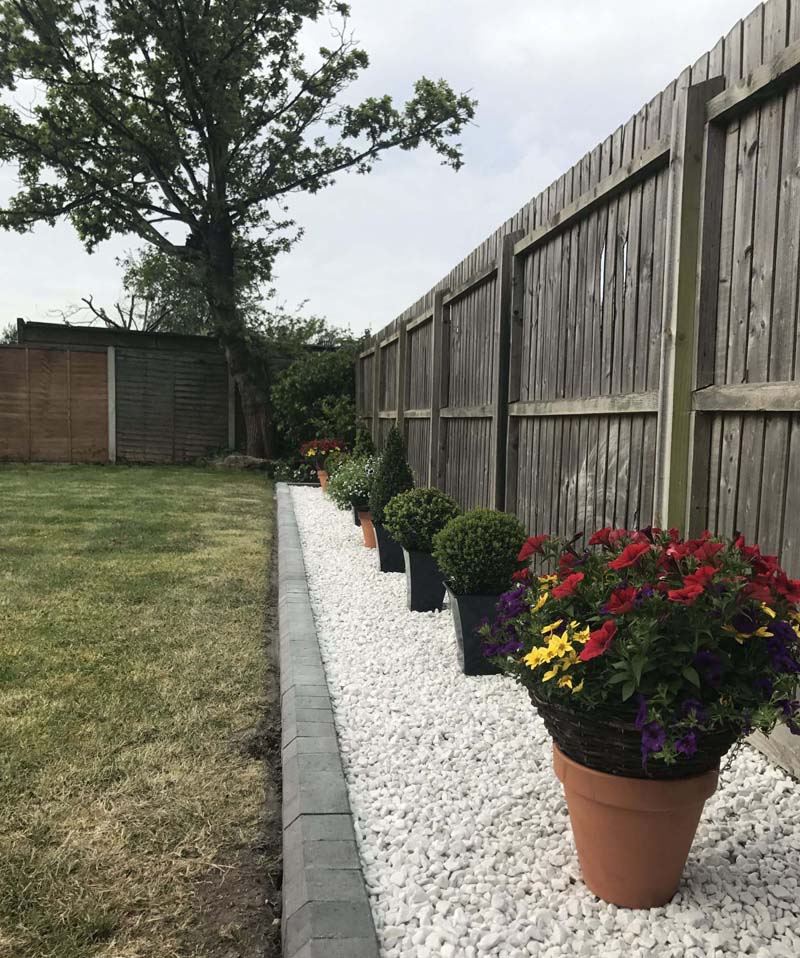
[0,464,280,958]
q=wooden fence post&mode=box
[654,76,725,530]
[371,341,381,444]
[491,231,523,509]
[686,105,728,536]
[396,320,408,434]
[428,290,448,487]
[107,345,117,463]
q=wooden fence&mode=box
[357,0,800,580]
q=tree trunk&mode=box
[205,216,271,458]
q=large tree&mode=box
[0,1,475,455]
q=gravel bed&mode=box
[289,486,800,958]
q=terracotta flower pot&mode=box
[553,744,718,908]
[316,469,329,491]
[357,511,376,549]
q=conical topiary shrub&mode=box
[369,425,414,525]
[369,425,414,573]
[353,426,377,458]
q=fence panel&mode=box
[0,346,108,462]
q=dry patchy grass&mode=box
[0,464,280,958]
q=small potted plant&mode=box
[383,488,461,612]
[299,439,347,490]
[484,527,800,908]
[327,455,379,548]
[432,509,527,675]
[349,428,377,525]
[369,425,414,573]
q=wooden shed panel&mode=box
[29,348,70,461]
[69,351,108,462]
[0,350,30,460]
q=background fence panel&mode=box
[0,346,108,462]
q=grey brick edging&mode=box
[276,483,380,958]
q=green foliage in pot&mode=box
[353,426,377,458]
[325,448,349,477]
[383,488,461,554]
[327,456,379,511]
[433,509,528,595]
[369,425,414,525]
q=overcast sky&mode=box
[0,0,758,338]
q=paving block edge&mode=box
[276,483,380,958]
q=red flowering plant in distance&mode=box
[482,527,800,773]
[299,439,347,470]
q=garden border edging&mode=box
[276,483,380,958]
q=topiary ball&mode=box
[432,509,528,595]
[383,487,461,554]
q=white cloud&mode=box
[0,0,760,335]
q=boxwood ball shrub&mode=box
[369,425,414,525]
[433,509,528,595]
[383,488,461,554]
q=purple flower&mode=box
[766,623,800,673]
[634,694,649,731]
[680,698,710,724]
[675,731,698,757]
[634,585,655,607]
[640,721,666,764]
[694,649,724,688]
[731,608,759,635]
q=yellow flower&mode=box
[557,674,573,689]
[762,604,776,619]
[532,592,549,613]
[541,618,564,635]
[546,632,573,658]
[571,679,585,694]
[524,646,555,669]
[561,650,579,670]
[542,665,560,682]
[571,626,591,645]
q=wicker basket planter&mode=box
[530,692,739,907]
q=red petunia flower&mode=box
[667,564,717,604]
[579,620,618,661]
[608,542,651,571]
[774,572,800,604]
[511,568,531,584]
[518,535,550,562]
[589,527,613,546]
[692,540,725,563]
[551,571,585,599]
[667,583,704,605]
[605,586,637,615]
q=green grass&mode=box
[0,464,278,958]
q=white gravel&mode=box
[289,486,800,958]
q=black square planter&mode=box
[403,548,446,612]
[352,505,361,526]
[374,523,405,573]
[446,587,503,676]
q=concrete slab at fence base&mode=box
[276,483,380,958]
[751,726,800,780]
